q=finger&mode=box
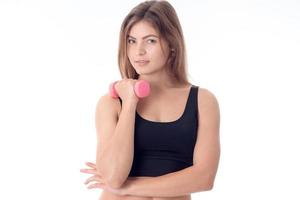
[87,183,105,189]
[85,162,97,168]
[80,168,97,174]
[84,175,104,185]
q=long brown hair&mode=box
[118,0,190,85]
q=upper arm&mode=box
[193,88,221,184]
[95,94,120,167]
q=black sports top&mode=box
[118,85,199,177]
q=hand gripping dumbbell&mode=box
[109,80,151,98]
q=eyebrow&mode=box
[127,34,159,39]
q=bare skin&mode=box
[100,84,194,200]
[98,20,194,199]
[82,20,217,199]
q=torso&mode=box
[119,84,193,123]
[101,84,194,200]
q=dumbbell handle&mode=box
[109,80,151,98]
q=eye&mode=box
[127,39,135,44]
[147,39,156,44]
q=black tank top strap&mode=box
[185,85,199,118]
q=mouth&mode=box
[135,60,150,66]
[135,60,150,63]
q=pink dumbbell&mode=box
[109,80,151,98]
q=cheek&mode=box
[151,48,168,63]
[127,48,134,62]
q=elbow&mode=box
[198,181,214,192]
[197,174,215,192]
[205,182,214,191]
[203,178,215,191]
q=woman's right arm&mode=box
[95,93,137,189]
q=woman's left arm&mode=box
[82,89,220,197]
[123,89,221,197]
[123,165,214,197]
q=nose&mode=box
[136,44,146,56]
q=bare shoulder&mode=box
[95,93,122,118]
[198,87,220,108]
[197,87,220,128]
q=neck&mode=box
[138,73,175,91]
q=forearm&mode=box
[97,102,136,187]
[123,166,213,197]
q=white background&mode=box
[0,0,299,199]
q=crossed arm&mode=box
[82,89,220,197]
[125,89,221,197]
[121,164,215,197]
[82,161,216,197]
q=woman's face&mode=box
[127,20,170,76]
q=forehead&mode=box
[128,20,159,38]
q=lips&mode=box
[135,60,150,63]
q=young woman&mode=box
[80,1,221,199]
